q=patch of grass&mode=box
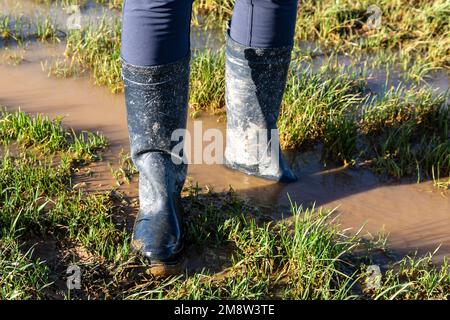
[50,18,123,93]
[109,150,137,186]
[0,108,107,160]
[372,252,450,300]
[157,199,360,300]
[0,236,50,299]
[0,14,13,40]
[279,65,366,161]
[192,0,233,30]
[94,0,122,10]
[190,49,226,116]
[0,14,60,43]
[296,0,449,56]
[360,87,449,180]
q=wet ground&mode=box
[0,41,449,264]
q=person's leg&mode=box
[224,0,299,182]
[120,0,193,276]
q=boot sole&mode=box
[131,240,185,277]
[147,260,184,277]
[147,244,185,278]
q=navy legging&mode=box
[121,0,298,66]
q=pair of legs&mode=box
[121,0,298,66]
[120,0,298,275]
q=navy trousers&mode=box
[121,0,298,66]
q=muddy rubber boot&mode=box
[121,56,190,276]
[224,33,297,183]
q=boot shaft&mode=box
[224,34,297,182]
[121,55,190,163]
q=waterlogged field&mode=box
[0,0,449,299]
[3,0,446,184]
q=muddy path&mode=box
[1,42,449,264]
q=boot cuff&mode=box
[121,54,190,85]
[225,31,292,64]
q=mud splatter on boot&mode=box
[121,55,190,276]
[224,33,297,183]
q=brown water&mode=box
[1,42,449,263]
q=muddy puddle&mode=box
[0,41,449,264]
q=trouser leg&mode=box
[121,0,193,66]
[230,0,298,48]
